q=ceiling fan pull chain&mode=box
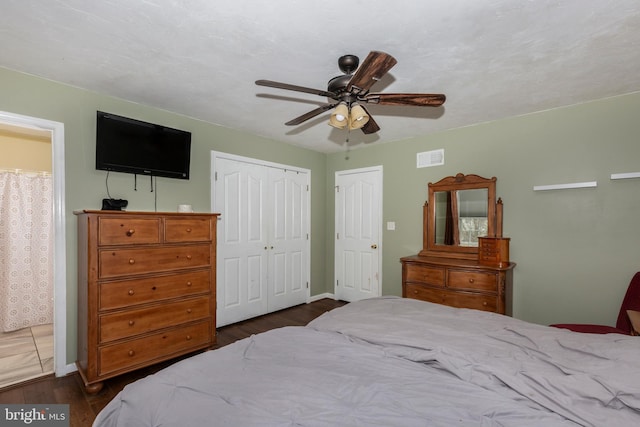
[345,128,351,160]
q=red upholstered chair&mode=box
[550,272,640,335]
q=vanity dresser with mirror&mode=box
[401,173,515,315]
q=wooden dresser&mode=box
[402,173,515,315]
[75,210,218,393]
[401,255,514,315]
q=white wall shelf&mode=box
[533,181,597,191]
[611,172,640,180]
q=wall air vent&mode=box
[417,149,444,168]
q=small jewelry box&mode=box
[478,236,510,267]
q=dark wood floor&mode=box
[0,298,347,427]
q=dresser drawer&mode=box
[99,270,211,310]
[448,269,498,292]
[405,264,445,287]
[98,320,211,376]
[99,296,211,343]
[99,218,161,246]
[405,284,497,312]
[99,244,211,278]
[165,218,212,243]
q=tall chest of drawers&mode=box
[401,255,515,315]
[75,210,218,393]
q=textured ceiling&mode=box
[1,0,639,153]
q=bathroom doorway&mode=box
[0,111,67,388]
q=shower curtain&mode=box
[0,171,53,332]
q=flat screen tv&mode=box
[96,111,191,180]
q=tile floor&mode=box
[0,323,53,388]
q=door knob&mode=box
[371,244,378,249]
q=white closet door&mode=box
[215,158,269,326]
[267,168,309,312]
[213,153,310,326]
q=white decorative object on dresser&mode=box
[75,210,218,393]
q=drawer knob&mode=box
[186,228,192,233]
[128,320,135,326]
[128,350,135,357]
[128,258,135,265]
[483,302,488,306]
[469,278,475,283]
[187,308,192,314]
[128,289,134,296]
[186,281,192,287]
[413,290,418,294]
[186,255,192,260]
[186,335,192,340]
[126,229,135,236]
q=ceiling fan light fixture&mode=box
[257,51,445,135]
[329,102,349,129]
[348,103,369,130]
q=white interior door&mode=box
[335,166,382,302]
[212,152,310,326]
[267,168,309,312]
[214,157,269,326]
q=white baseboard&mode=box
[308,293,336,302]
[56,363,77,377]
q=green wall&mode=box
[326,91,640,327]
[0,67,327,365]
[2,65,639,367]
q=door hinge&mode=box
[306,282,309,289]
[214,171,217,181]
[335,185,339,192]
[306,233,309,240]
[336,279,339,287]
[306,184,309,191]
[336,232,339,240]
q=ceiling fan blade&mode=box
[285,104,336,126]
[347,51,397,94]
[363,93,446,107]
[256,80,336,99]
[361,113,380,135]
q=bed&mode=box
[93,296,640,426]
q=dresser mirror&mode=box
[420,173,502,260]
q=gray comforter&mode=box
[93,297,640,426]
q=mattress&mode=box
[93,296,640,426]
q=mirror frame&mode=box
[419,173,502,260]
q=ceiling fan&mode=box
[255,51,446,134]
